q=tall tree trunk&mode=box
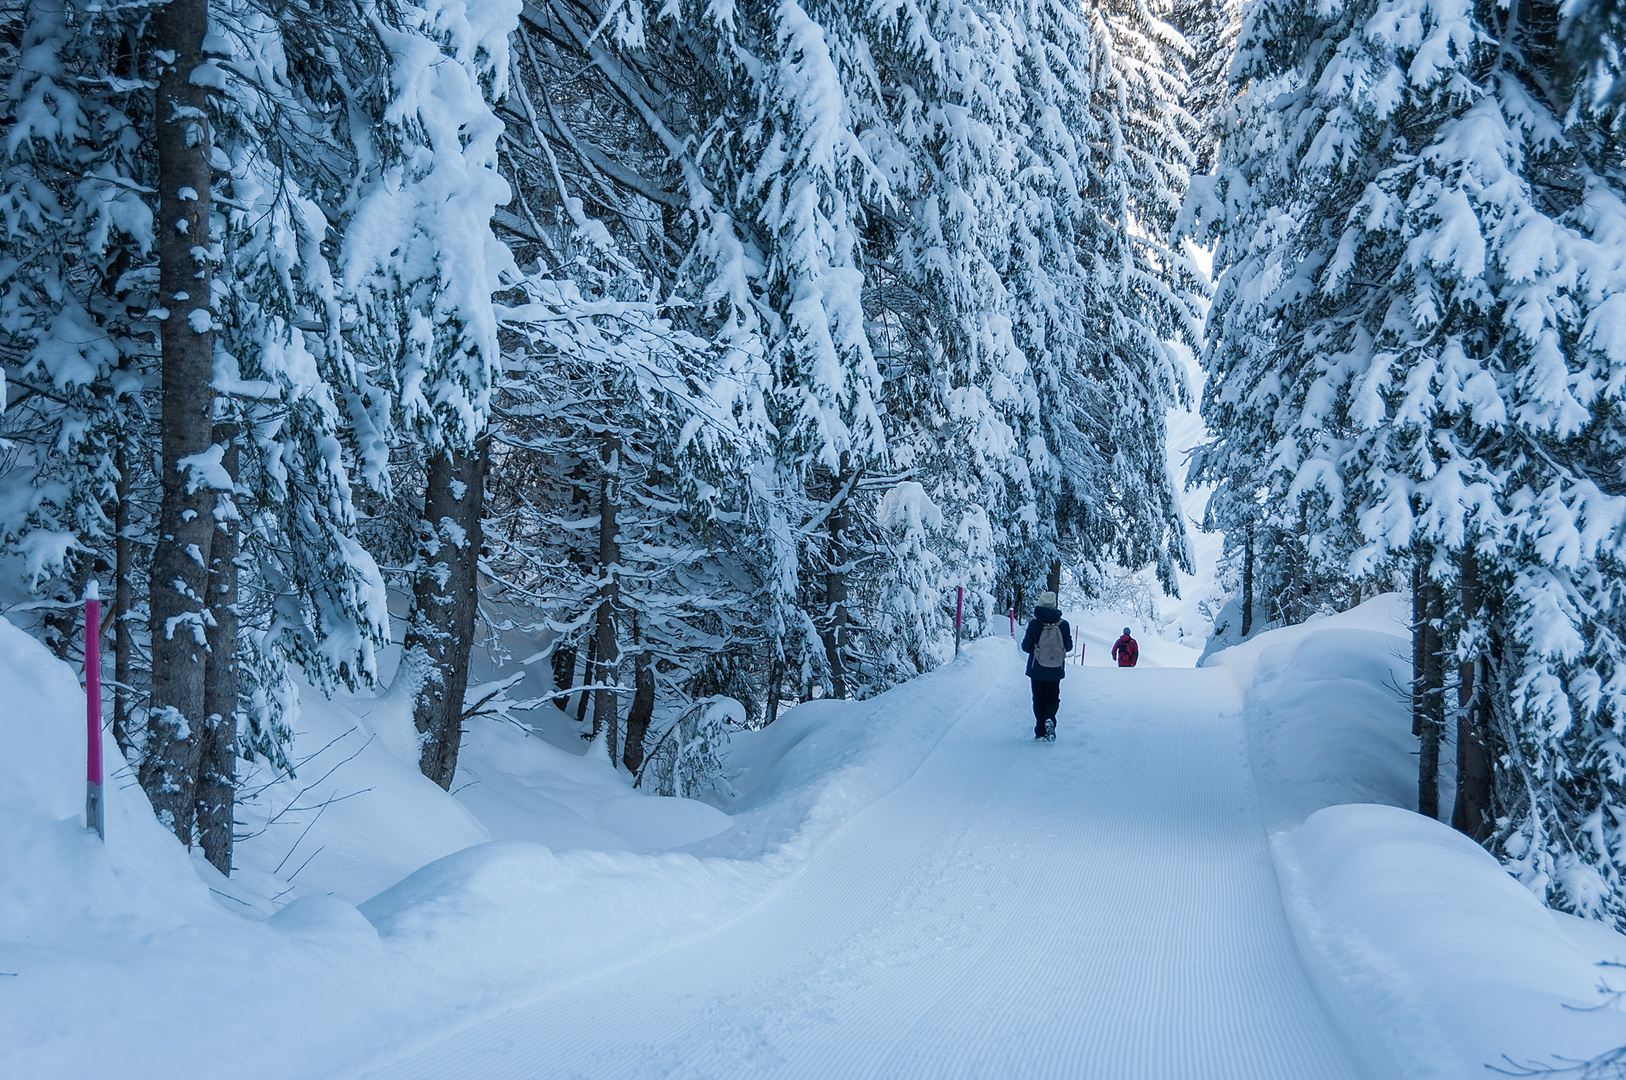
[1453,549,1495,842]
[1240,522,1254,637]
[623,637,655,774]
[140,0,217,844]
[551,643,577,712]
[1046,559,1062,597]
[594,436,620,765]
[821,463,852,701]
[198,427,238,873]
[575,636,596,724]
[1418,574,1445,820]
[765,656,782,727]
[403,439,489,790]
[1411,561,1425,739]
[112,427,136,763]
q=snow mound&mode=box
[1212,595,1626,1076]
[0,616,215,942]
[1210,592,1429,830]
[1277,805,1626,1078]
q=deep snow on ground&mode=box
[0,618,1011,1079]
[4,596,1626,1078]
[1212,597,1626,1077]
[369,658,1363,1080]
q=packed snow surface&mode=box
[369,654,1360,1079]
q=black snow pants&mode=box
[1030,678,1060,736]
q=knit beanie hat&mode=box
[1037,591,1058,609]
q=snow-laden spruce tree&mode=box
[1012,0,1202,598]
[209,0,403,778]
[489,261,763,767]
[685,0,894,704]
[1188,0,1626,922]
[857,0,1045,636]
[1,0,156,662]
[1168,0,1240,170]
[338,0,521,787]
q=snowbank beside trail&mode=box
[352,639,1010,1062]
[1211,596,1626,1076]
[1277,804,1626,1079]
[1207,593,1427,830]
[0,617,217,942]
[0,613,1007,1080]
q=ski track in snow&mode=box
[365,666,1365,1080]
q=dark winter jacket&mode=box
[1021,606,1073,681]
[1112,633,1139,667]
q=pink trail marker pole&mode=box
[954,587,963,657]
[1008,608,1015,637]
[1079,640,1087,665]
[85,581,104,841]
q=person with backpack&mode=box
[1112,627,1140,667]
[1020,591,1073,741]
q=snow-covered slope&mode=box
[0,618,1007,1079]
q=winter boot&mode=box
[1044,718,1056,741]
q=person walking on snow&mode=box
[1112,628,1139,668]
[1020,591,1073,741]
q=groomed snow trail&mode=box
[367,663,1366,1080]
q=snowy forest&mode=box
[3,0,1626,971]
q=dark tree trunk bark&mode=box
[1411,561,1425,739]
[141,0,217,844]
[765,656,782,726]
[551,643,577,712]
[1452,549,1495,843]
[575,636,596,724]
[594,437,620,764]
[1240,522,1254,637]
[1418,575,1445,820]
[197,427,238,874]
[1046,559,1062,597]
[404,439,489,790]
[112,427,136,763]
[821,465,852,701]
[623,640,655,774]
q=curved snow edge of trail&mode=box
[1273,804,1626,1080]
[351,639,1009,1076]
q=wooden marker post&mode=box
[85,582,104,841]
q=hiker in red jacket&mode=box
[1112,627,1139,667]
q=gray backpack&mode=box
[1035,622,1067,668]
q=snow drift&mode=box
[1210,596,1626,1077]
[0,614,1006,1079]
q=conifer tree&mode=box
[1191,0,1626,923]
[1,0,155,661]
[341,0,520,787]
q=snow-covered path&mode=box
[367,664,1365,1080]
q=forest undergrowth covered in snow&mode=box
[3,0,1626,1071]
